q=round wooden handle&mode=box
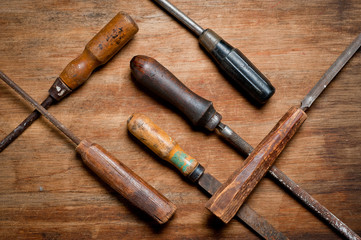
[60,12,138,89]
[127,113,198,176]
[76,139,176,224]
[130,56,220,130]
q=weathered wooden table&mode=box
[0,0,360,239]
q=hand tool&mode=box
[205,33,361,224]
[130,41,361,239]
[127,113,288,240]
[0,12,138,152]
[152,0,275,104]
[0,71,176,224]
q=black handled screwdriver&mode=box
[152,0,275,104]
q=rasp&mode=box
[206,33,361,225]
[128,113,288,240]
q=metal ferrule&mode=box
[188,164,205,183]
[48,77,72,101]
[204,111,222,131]
[199,29,222,52]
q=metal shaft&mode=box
[153,0,204,36]
[0,95,54,152]
[0,71,81,146]
[301,33,361,111]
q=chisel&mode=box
[152,0,275,104]
[130,48,360,239]
[0,71,176,224]
[0,12,138,152]
[205,33,361,225]
[128,113,288,240]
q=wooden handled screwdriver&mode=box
[0,71,176,224]
[130,52,361,239]
[128,113,288,240]
[205,33,361,224]
[0,12,138,152]
[152,0,275,104]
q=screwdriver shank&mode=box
[153,0,204,36]
[0,71,81,145]
[0,95,54,152]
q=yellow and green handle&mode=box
[127,113,204,182]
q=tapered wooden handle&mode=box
[205,106,307,223]
[130,56,220,130]
[127,113,199,177]
[76,139,176,224]
[60,12,138,89]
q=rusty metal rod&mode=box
[0,71,81,145]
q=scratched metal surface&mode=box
[0,0,360,239]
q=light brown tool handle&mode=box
[127,113,199,176]
[76,139,176,224]
[60,12,138,89]
[206,106,307,223]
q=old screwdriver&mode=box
[130,54,360,239]
[0,12,138,152]
[0,71,176,224]
[152,0,275,104]
[205,33,361,224]
[128,113,288,240]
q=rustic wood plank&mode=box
[0,0,360,239]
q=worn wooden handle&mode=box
[60,12,138,89]
[130,56,218,129]
[127,113,199,177]
[76,139,176,224]
[205,106,307,223]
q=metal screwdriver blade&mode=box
[153,0,204,36]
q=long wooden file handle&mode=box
[76,139,177,224]
[205,106,307,223]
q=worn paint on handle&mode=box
[127,113,199,176]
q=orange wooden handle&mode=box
[127,113,199,176]
[205,106,307,223]
[60,12,138,89]
[76,139,176,224]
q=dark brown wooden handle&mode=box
[60,12,138,90]
[205,106,307,223]
[76,139,176,224]
[130,55,219,129]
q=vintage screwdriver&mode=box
[130,51,361,239]
[0,71,176,224]
[0,12,138,152]
[205,33,361,225]
[152,0,275,104]
[128,113,288,240]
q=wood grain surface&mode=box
[0,0,360,239]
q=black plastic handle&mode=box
[130,55,221,130]
[199,29,275,104]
